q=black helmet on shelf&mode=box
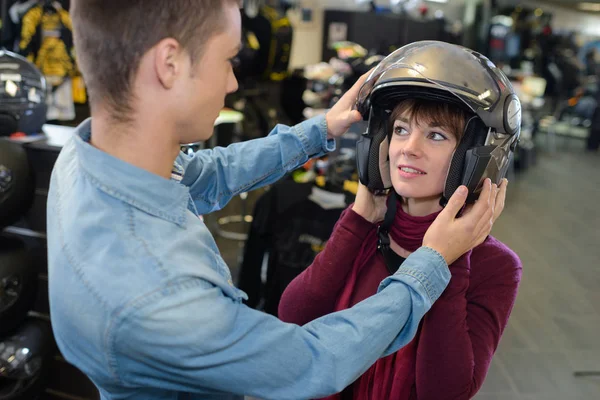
[355,40,521,205]
[0,318,52,400]
[0,50,47,137]
[0,237,38,337]
[0,139,35,229]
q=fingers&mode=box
[493,179,508,223]
[344,69,372,99]
[489,183,498,225]
[474,186,496,241]
[339,68,376,109]
[357,67,376,86]
[439,185,468,221]
[473,182,501,245]
[468,178,493,222]
[357,68,374,85]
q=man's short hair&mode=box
[71,0,239,122]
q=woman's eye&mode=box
[394,126,409,136]
[429,132,447,141]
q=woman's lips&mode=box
[397,165,427,178]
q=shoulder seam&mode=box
[127,205,169,278]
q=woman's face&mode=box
[388,110,459,200]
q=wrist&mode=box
[422,245,453,266]
[325,112,334,139]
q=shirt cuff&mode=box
[340,206,378,241]
[378,247,451,305]
[292,114,335,156]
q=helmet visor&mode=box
[356,41,504,114]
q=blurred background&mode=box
[0,0,598,399]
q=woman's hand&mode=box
[351,183,389,223]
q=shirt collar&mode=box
[72,119,190,227]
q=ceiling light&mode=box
[425,0,449,4]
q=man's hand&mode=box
[423,178,508,265]
[325,71,372,138]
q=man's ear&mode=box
[154,38,183,90]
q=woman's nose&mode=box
[402,131,424,158]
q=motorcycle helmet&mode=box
[0,237,38,336]
[0,319,52,400]
[0,139,35,229]
[0,50,47,137]
[355,40,521,205]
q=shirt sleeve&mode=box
[177,115,334,215]
[112,247,450,400]
[414,244,522,400]
[278,206,377,324]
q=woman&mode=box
[278,96,522,399]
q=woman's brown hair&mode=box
[389,99,470,143]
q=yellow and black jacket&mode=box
[19,3,75,87]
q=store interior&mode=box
[0,0,599,399]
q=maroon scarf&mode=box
[325,198,440,400]
[335,197,440,311]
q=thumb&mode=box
[439,186,468,221]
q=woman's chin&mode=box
[392,183,443,202]
[392,182,425,198]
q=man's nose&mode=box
[228,70,239,94]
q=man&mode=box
[46,1,505,399]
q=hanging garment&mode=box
[19,2,77,119]
[261,6,293,81]
[19,3,75,84]
[3,0,38,50]
[242,5,293,82]
[237,179,350,316]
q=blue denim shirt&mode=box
[46,115,451,400]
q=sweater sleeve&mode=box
[278,206,377,325]
[414,239,522,400]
